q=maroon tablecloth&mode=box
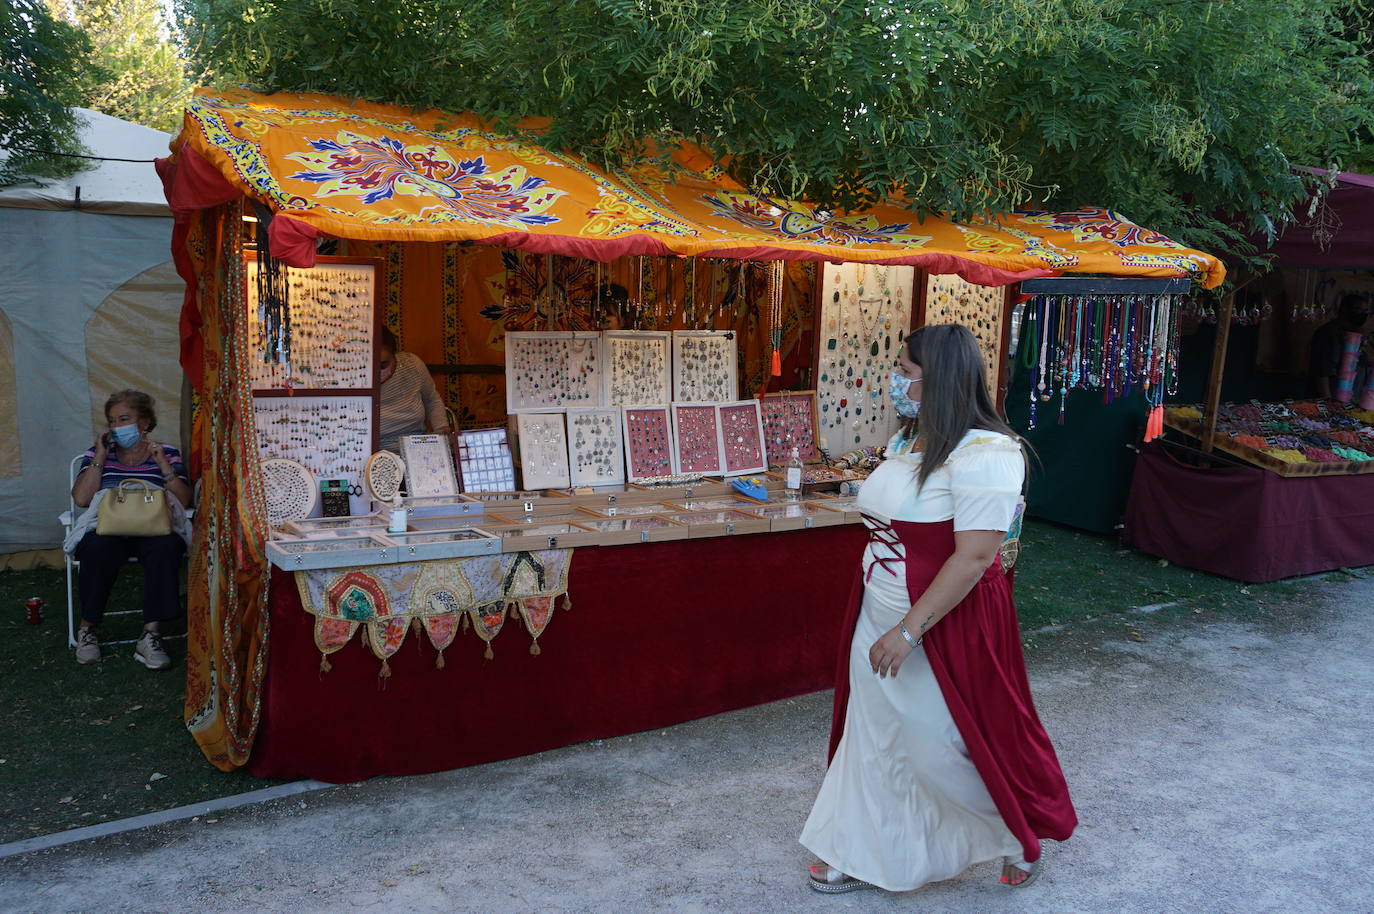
[1123,441,1374,582]
[248,525,867,782]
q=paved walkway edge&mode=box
[0,780,331,860]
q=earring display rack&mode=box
[760,390,820,464]
[505,331,605,412]
[253,395,375,515]
[672,331,737,402]
[515,413,572,490]
[399,434,460,498]
[670,403,725,475]
[622,405,676,481]
[567,408,626,486]
[717,399,768,476]
[603,331,672,406]
[816,262,916,451]
[456,427,517,492]
[246,260,377,391]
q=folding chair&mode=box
[59,455,194,649]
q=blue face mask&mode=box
[889,370,921,418]
[111,423,142,448]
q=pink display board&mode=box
[622,406,675,480]
[672,404,723,474]
[718,400,767,476]
[760,391,819,464]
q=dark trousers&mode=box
[74,532,185,626]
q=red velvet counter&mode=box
[248,525,867,782]
[1123,441,1374,582]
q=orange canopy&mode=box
[169,87,1225,288]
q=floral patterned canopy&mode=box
[168,87,1225,288]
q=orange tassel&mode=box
[530,640,541,656]
[484,643,494,660]
[319,653,332,674]
[770,349,782,376]
[435,650,445,670]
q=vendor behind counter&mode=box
[378,327,449,452]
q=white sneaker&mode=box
[135,630,171,670]
[75,627,101,664]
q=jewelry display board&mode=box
[621,405,676,481]
[515,413,572,490]
[672,331,737,402]
[456,428,517,492]
[817,262,916,451]
[505,331,604,412]
[260,457,319,527]
[399,434,459,497]
[923,273,1005,393]
[603,331,672,406]
[246,260,377,390]
[670,403,724,475]
[566,408,626,486]
[717,400,768,476]
[364,450,406,504]
[254,395,374,514]
[760,391,820,464]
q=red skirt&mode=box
[828,518,1077,862]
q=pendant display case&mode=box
[400,434,460,498]
[566,408,626,486]
[456,427,517,492]
[716,400,768,476]
[505,331,604,411]
[760,390,820,465]
[670,403,725,475]
[514,413,572,490]
[603,331,672,406]
[672,330,737,402]
[621,405,676,481]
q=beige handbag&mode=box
[96,479,172,537]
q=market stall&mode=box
[160,87,1224,778]
[1123,170,1374,581]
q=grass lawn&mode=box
[0,521,1352,844]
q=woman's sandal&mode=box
[808,862,878,894]
[1000,857,1042,888]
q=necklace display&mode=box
[673,331,736,402]
[248,263,375,390]
[817,263,916,450]
[718,400,766,474]
[399,434,459,497]
[672,404,723,474]
[253,395,372,483]
[623,407,674,480]
[567,408,625,485]
[1018,294,1182,430]
[515,413,571,489]
[506,332,603,410]
[760,392,819,463]
[604,332,672,405]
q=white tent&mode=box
[0,109,185,566]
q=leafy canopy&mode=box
[0,0,90,184]
[175,0,1374,259]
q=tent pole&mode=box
[1200,291,1236,455]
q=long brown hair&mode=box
[899,324,1022,488]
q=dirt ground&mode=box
[2,576,1369,914]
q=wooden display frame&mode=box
[566,408,627,487]
[514,413,573,490]
[399,434,460,497]
[671,330,738,402]
[455,427,517,493]
[621,404,677,481]
[670,402,726,476]
[716,399,768,477]
[661,509,770,539]
[602,331,673,406]
[504,330,604,412]
[760,390,821,465]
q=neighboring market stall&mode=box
[1123,170,1374,581]
[160,87,1224,778]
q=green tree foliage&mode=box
[0,0,90,185]
[47,0,193,134]
[174,0,1373,258]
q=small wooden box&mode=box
[738,501,846,532]
[496,521,602,552]
[661,509,771,539]
[661,494,769,512]
[379,529,502,561]
[266,535,398,571]
[577,501,683,519]
[574,514,690,546]
[810,496,865,523]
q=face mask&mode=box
[889,370,921,418]
[111,423,142,448]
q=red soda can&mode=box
[26,597,44,625]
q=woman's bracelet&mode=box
[898,622,923,649]
[162,471,177,483]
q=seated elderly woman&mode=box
[67,390,193,669]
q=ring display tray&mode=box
[496,522,600,552]
[661,510,770,539]
[406,514,492,533]
[401,494,484,518]
[574,515,689,546]
[486,510,600,528]
[578,502,680,519]
[266,535,397,571]
[284,514,389,536]
[811,496,865,523]
[661,495,767,512]
[736,501,845,532]
[379,530,501,561]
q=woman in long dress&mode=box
[800,324,1077,894]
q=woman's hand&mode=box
[146,440,173,474]
[869,626,914,679]
[92,432,109,463]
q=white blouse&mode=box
[857,429,1025,530]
